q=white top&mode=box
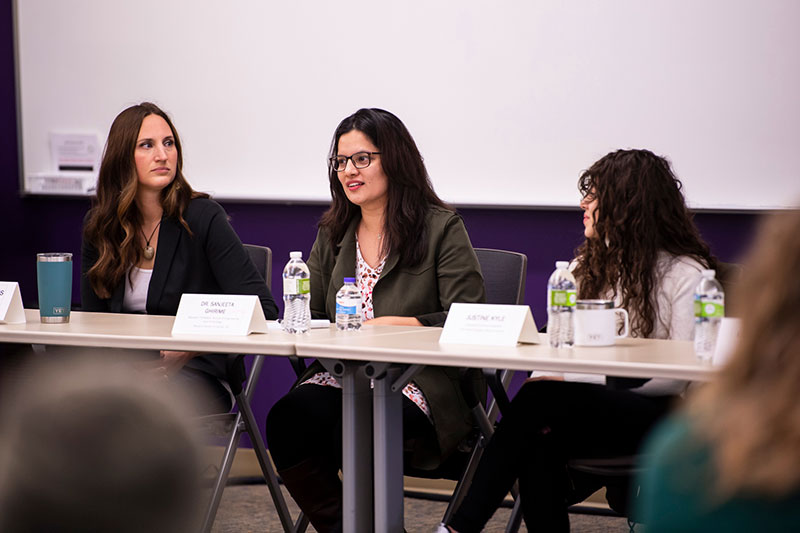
[533,252,705,396]
[122,267,153,313]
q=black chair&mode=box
[717,261,744,314]
[475,248,528,308]
[407,248,528,525]
[200,244,306,533]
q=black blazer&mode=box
[81,198,279,381]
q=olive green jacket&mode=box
[303,205,486,468]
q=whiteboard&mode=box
[14,0,800,209]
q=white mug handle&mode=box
[615,308,629,338]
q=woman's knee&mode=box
[266,385,341,469]
[266,394,295,444]
[515,379,569,402]
[267,389,320,442]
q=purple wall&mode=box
[0,0,760,448]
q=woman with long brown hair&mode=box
[443,149,717,532]
[266,108,486,532]
[81,102,278,414]
[635,208,800,531]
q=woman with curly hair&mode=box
[443,149,717,532]
[81,102,278,414]
[635,208,800,531]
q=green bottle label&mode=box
[694,299,724,318]
[283,278,311,295]
[297,278,310,295]
[550,289,576,307]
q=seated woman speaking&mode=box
[444,149,718,533]
[81,102,278,415]
[266,108,486,533]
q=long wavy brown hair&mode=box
[689,208,800,498]
[572,149,716,337]
[83,102,207,298]
[319,108,449,268]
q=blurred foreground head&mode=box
[693,207,800,497]
[0,358,202,533]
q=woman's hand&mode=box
[363,316,423,327]
[524,375,565,383]
[154,350,199,378]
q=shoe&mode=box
[278,458,342,533]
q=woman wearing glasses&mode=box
[266,108,486,532]
[443,149,718,533]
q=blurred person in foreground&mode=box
[634,208,800,531]
[0,358,203,533]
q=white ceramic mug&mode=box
[574,300,629,346]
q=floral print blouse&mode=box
[301,237,431,419]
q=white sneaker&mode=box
[434,523,450,533]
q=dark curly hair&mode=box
[572,149,717,338]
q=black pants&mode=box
[448,380,675,533]
[266,382,437,472]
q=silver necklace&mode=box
[141,220,161,260]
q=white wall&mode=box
[15,0,800,209]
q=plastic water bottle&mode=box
[282,251,310,333]
[547,260,577,347]
[693,269,724,361]
[335,277,362,331]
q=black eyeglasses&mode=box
[328,151,381,172]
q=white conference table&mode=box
[295,327,716,533]
[1,311,716,533]
[0,309,341,354]
[0,310,421,533]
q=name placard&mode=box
[0,282,25,324]
[171,294,268,336]
[439,303,540,346]
[713,317,742,366]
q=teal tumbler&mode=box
[36,253,73,323]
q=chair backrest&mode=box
[243,244,272,291]
[225,244,273,395]
[474,248,528,305]
[717,261,743,314]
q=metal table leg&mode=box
[321,359,374,532]
[372,365,405,533]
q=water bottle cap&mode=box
[555,261,569,269]
[343,277,355,283]
[289,251,302,259]
[701,269,716,278]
